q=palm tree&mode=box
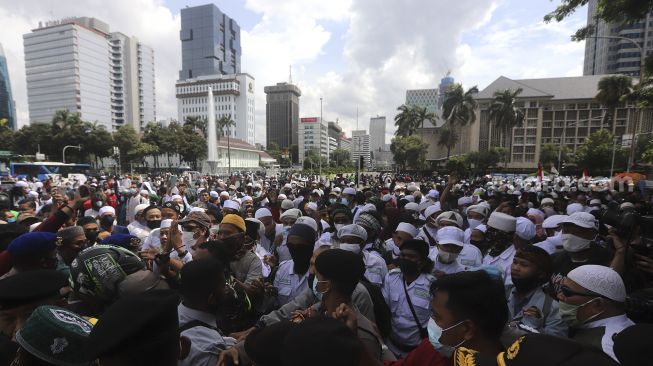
[394,104,417,137]
[442,84,479,128]
[184,115,207,137]
[437,126,459,160]
[414,105,438,130]
[488,88,525,156]
[217,115,236,174]
[595,75,633,129]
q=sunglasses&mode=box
[559,285,610,300]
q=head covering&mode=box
[8,232,58,263]
[57,226,85,245]
[487,212,517,233]
[566,203,584,215]
[134,203,149,216]
[515,246,552,275]
[98,206,115,217]
[567,265,626,302]
[474,224,487,233]
[542,215,567,229]
[404,202,419,212]
[436,211,464,228]
[254,208,272,219]
[0,270,68,310]
[179,211,211,229]
[540,197,555,206]
[427,189,439,199]
[355,212,381,233]
[436,226,464,247]
[219,191,230,198]
[424,203,442,219]
[467,204,489,218]
[342,187,357,196]
[382,194,393,202]
[395,222,418,237]
[100,234,142,250]
[295,216,318,232]
[161,201,182,214]
[280,208,302,221]
[400,239,429,258]
[515,217,536,240]
[306,202,319,212]
[287,223,317,245]
[209,191,219,198]
[561,212,598,231]
[620,202,635,210]
[277,194,288,200]
[281,199,295,210]
[16,306,93,366]
[160,219,173,229]
[403,195,415,203]
[337,224,368,242]
[223,200,241,211]
[221,214,246,232]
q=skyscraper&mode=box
[23,17,156,131]
[369,116,386,152]
[406,89,438,114]
[264,82,301,152]
[438,72,455,109]
[351,130,371,168]
[298,117,328,164]
[0,43,16,130]
[583,0,651,77]
[179,4,241,79]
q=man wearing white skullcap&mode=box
[222,200,241,215]
[384,222,417,259]
[463,204,489,245]
[337,224,368,254]
[482,212,518,286]
[127,203,151,241]
[534,214,567,254]
[559,265,634,362]
[431,226,466,275]
[126,188,150,224]
[416,203,442,246]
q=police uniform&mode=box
[273,260,309,306]
[482,244,516,286]
[382,268,435,357]
[363,251,388,286]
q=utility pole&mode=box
[319,97,322,179]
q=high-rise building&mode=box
[583,0,652,77]
[351,130,371,168]
[406,89,438,115]
[176,73,255,144]
[327,121,341,156]
[438,72,455,109]
[298,117,328,163]
[179,4,241,79]
[369,116,386,152]
[264,82,301,153]
[339,134,351,151]
[0,43,16,130]
[23,17,156,131]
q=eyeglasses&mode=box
[559,285,610,300]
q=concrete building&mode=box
[328,121,341,156]
[23,17,156,131]
[339,135,352,151]
[179,4,241,79]
[406,89,438,115]
[369,116,386,152]
[583,0,652,77]
[0,43,16,130]
[176,73,255,144]
[351,130,371,168]
[438,73,455,109]
[298,117,328,163]
[264,82,301,152]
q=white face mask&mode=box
[467,219,482,231]
[437,251,460,264]
[182,231,196,250]
[339,243,361,254]
[561,233,592,253]
[334,223,345,232]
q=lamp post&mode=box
[62,145,81,164]
[319,97,323,180]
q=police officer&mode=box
[273,223,315,306]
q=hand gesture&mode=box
[332,303,358,333]
[216,347,239,366]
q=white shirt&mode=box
[578,314,635,362]
[482,244,517,286]
[363,251,388,286]
[127,221,150,241]
[535,234,562,255]
[432,257,466,275]
[273,260,310,306]
[254,243,272,278]
[416,226,438,246]
[429,244,482,269]
[178,303,235,366]
[352,204,365,223]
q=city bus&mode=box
[10,162,92,181]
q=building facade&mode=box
[369,116,386,152]
[179,4,241,79]
[583,0,652,77]
[176,73,255,144]
[438,73,455,109]
[406,89,438,115]
[328,121,341,157]
[264,82,301,152]
[351,130,371,168]
[23,17,155,131]
[298,117,328,163]
[0,43,16,130]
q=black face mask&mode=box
[486,230,512,257]
[218,234,244,259]
[85,231,99,245]
[288,243,313,274]
[147,220,162,230]
[99,216,114,229]
[395,258,420,276]
[512,276,543,293]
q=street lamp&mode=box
[62,145,81,164]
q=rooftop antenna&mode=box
[289,65,292,84]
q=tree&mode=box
[178,124,207,171]
[0,118,14,151]
[445,156,468,177]
[51,110,87,162]
[488,88,525,152]
[83,122,114,168]
[595,75,633,126]
[142,122,166,169]
[330,148,352,167]
[160,121,181,168]
[390,135,429,171]
[539,144,569,168]
[494,147,509,168]
[442,84,479,128]
[217,115,236,173]
[394,104,417,137]
[437,127,459,160]
[465,149,501,175]
[575,129,628,173]
[113,125,144,169]
[414,105,438,130]
[12,124,54,158]
[184,115,207,138]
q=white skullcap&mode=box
[280,208,302,221]
[295,216,318,232]
[382,194,393,202]
[542,215,567,229]
[561,212,598,231]
[255,208,272,219]
[343,187,357,196]
[567,265,626,302]
[223,200,241,211]
[99,206,116,217]
[311,189,322,196]
[283,183,292,189]
[515,217,536,240]
[171,194,183,201]
[332,187,341,193]
[395,222,418,238]
[527,208,544,219]
[241,196,253,203]
[541,198,555,206]
[190,207,204,213]
[220,191,230,197]
[427,189,439,199]
[34,182,43,188]
[487,212,517,233]
[406,184,418,192]
[550,192,559,199]
[457,196,473,206]
[254,183,262,189]
[140,190,149,196]
[589,199,601,206]
[361,203,377,213]
[278,194,288,200]
[404,202,419,212]
[474,224,487,233]
[292,197,304,208]
[28,191,39,198]
[436,226,464,247]
[338,224,368,241]
[467,204,489,218]
[306,202,319,211]
[418,200,433,213]
[15,181,28,188]
[403,195,415,203]
[160,219,173,229]
[424,203,442,219]
[210,191,219,198]
[566,203,584,215]
[620,202,635,210]
[436,211,464,228]
[281,199,294,210]
[134,203,149,216]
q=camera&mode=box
[597,201,640,239]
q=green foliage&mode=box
[574,129,628,173]
[391,135,429,170]
[488,88,525,149]
[442,84,479,127]
[330,148,353,167]
[539,144,569,168]
[445,156,468,177]
[0,118,14,150]
[437,127,459,160]
[465,149,501,175]
[302,149,327,169]
[178,124,208,170]
[394,104,438,137]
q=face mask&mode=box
[147,219,161,230]
[334,223,345,232]
[433,319,467,348]
[85,231,99,245]
[561,233,592,253]
[396,258,420,276]
[100,216,114,229]
[427,318,454,356]
[182,231,196,249]
[329,198,337,204]
[178,204,185,212]
[340,198,349,206]
[254,191,261,197]
[312,277,328,301]
[340,243,361,254]
[7,217,16,223]
[467,219,482,231]
[559,298,602,328]
[288,244,313,274]
[94,201,103,208]
[437,251,459,264]
[512,276,542,293]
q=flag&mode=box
[551,166,559,175]
[583,168,590,183]
[537,165,543,184]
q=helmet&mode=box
[0,192,10,210]
[69,245,145,303]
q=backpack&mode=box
[360,278,392,340]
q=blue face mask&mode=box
[427,318,455,356]
[7,217,16,223]
[340,197,349,206]
[329,198,337,204]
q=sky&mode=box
[0,0,588,146]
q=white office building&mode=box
[23,17,156,131]
[406,88,438,114]
[176,73,255,144]
[351,130,371,168]
[298,117,329,163]
[369,116,386,152]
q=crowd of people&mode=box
[0,171,651,366]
